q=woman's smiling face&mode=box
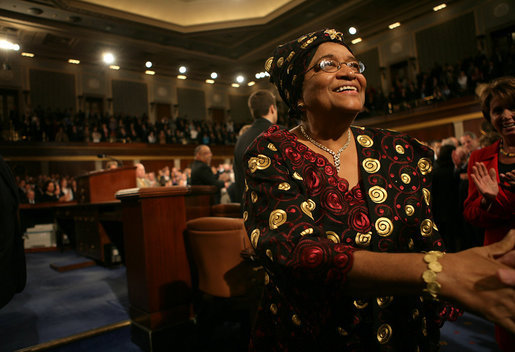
[299,42,366,117]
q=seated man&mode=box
[190,145,229,203]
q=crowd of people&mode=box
[7,109,242,145]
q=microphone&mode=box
[97,154,123,167]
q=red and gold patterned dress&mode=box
[243,125,459,351]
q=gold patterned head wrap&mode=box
[265,29,353,120]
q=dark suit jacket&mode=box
[233,118,273,202]
[0,155,27,309]
[190,159,225,203]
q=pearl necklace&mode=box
[300,125,351,173]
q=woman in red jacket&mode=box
[464,76,515,351]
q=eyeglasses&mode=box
[306,58,365,74]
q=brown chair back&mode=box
[186,217,250,298]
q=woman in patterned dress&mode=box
[242,29,515,351]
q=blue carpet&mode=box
[0,251,132,351]
[0,251,502,352]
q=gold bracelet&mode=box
[422,251,445,300]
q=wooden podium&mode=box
[116,185,217,351]
[77,166,137,203]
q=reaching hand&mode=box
[440,230,515,333]
[470,162,499,201]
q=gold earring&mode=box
[297,102,305,109]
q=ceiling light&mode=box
[68,59,80,64]
[348,27,357,35]
[231,83,240,88]
[109,65,120,70]
[21,52,34,57]
[179,66,187,74]
[177,75,187,80]
[236,75,244,83]
[103,52,115,64]
[205,79,215,84]
[0,40,20,51]
[145,70,155,75]
[145,61,152,68]
[389,22,401,29]
[247,81,255,87]
[351,38,362,44]
[433,3,447,11]
[210,72,218,79]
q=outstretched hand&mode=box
[440,230,515,333]
[470,162,499,201]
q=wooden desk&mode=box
[116,185,217,351]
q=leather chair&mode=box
[185,216,262,350]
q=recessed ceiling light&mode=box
[109,65,120,70]
[103,53,115,64]
[179,66,187,74]
[177,75,187,80]
[205,79,215,84]
[388,22,401,29]
[145,61,152,68]
[231,83,240,88]
[211,72,218,79]
[351,38,362,44]
[433,3,447,11]
[21,52,34,57]
[236,75,244,83]
[68,59,80,64]
[247,81,255,86]
[145,70,155,75]
[348,27,357,35]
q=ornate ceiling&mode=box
[0,0,453,84]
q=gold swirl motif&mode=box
[277,57,284,68]
[269,209,287,230]
[354,299,368,309]
[292,314,301,326]
[297,35,307,43]
[375,217,393,237]
[362,158,381,173]
[405,205,415,216]
[250,228,260,248]
[245,180,249,192]
[293,172,303,180]
[418,157,433,175]
[420,219,433,237]
[243,211,248,222]
[355,232,372,247]
[422,188,430,206]
[408,238,414,250]
[292,75,297,85]
[357,135,373,147]
[264,272,270,285]
[326,231,340,244]
[264,57,274,72]
[248,154,271,173]
[369,186,387,204]
[251,191,258,203]
[270,303,278,315]
[278,182,290,191]
[300,228,313,236]
[286,64,293,75]
[337,327,348,336]
[266,249,273,261]
[300,36,317,49]
[401,173,411,184]
[286,51,295,62]
[433,222,439,231]
[301,199,316,219]
[377,323,392,344]
[377,296,393,307]
[267,143,277,151]
[395,144,405,154]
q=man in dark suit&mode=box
[191,144,229,203]
[0,155,27,309]
[233,90,277,203]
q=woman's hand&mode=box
[439,230,515,333]
[470,162,499,201]
[500,170,515,191]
